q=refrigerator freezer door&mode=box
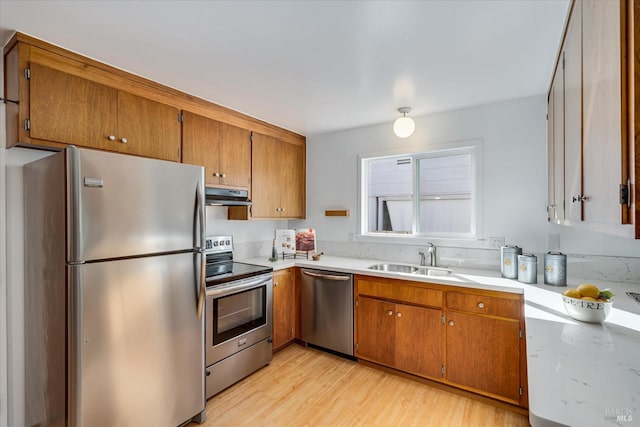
[68,252,204,427]
[66,146,205,262]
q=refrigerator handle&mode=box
[196,182,206,319]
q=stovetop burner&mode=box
[204,235,272,287]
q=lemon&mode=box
[580,296,597,301]
[577,283,600,299]
[563,288,581,298]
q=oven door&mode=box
[205,273,272,366]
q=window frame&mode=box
[358,139,484,242]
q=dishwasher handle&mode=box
[302,270,351,281]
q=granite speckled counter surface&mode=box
[241,255,640,427]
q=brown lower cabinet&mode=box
[357,296,443,379]
[445,311,521,403]
[354,275,527,407]
[272,268,296,351]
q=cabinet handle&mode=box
[221,173,226,178]
[108,135,116,141]
[274,282,279,287]
[388,310,393,316]
[477,302,484,309]
[214,172,220,177]
[397,312,402,318]
[448,320,454,326]
[120,137,128,144]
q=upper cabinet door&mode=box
[548,52,565,222]
[117,91,181,162]
[564,0,582,222]
[279,141,305,218]
[582,0,624,224]
[29,62,118,149]
[182,111,221,187]
[250,132,281,218]
[219,122,251,190]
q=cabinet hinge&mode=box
[441,365,445,375]
[355,343,359,351]
[355,300,359,307]
[441,315,445,324]
[519,386,523,396]
[178,113,184,122]
[519,330,523,338]
[249,132,253,143]
[24,119,31,131]
[24,67,31,80]
[620,179,631,206]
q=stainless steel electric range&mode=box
[204,235,273,399]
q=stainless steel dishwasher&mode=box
[301,268,354,356]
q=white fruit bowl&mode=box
[562,295,613,323]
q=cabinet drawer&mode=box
[357,278,442,308]
[446,292,520,319]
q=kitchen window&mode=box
[360,141,481,239]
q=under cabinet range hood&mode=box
[205,187,252,206]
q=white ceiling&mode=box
[0,0,569,137]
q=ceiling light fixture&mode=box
[393,107,415,138]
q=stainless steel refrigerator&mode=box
[23,146,206,426]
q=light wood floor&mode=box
[191,344,530,427]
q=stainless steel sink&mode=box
[367,263,452,277]
[368,263,418,274]
[414,267,452,277]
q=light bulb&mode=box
[393,116,415,138]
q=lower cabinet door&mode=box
[445,311,521,403]
[395,303,443,379]
[356,296,395,366]
[272,269,295,350]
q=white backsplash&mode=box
[238,239,640,285]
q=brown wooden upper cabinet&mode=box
[547,0,639,238]
[182,111,251,191]
[5,45,181,161]
[230,132,306,219]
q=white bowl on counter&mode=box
[562,295,613,323]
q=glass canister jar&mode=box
[501,245,522,279]
[517,254,538,284]
[544,251,567,286]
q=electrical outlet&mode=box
[488,236,505,249]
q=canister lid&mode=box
[501,245,522,254]
[518,253,537,262]
[544,251,566,260]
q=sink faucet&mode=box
[418,242,437,267]
[427,242,437,267]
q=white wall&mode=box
[205,206,287,259]
[292,95,640,261]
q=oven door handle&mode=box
[206,275,271,298]
[302,270,350,281]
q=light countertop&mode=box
[241,255,640,427]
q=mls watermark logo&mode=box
[605,408,633,422]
